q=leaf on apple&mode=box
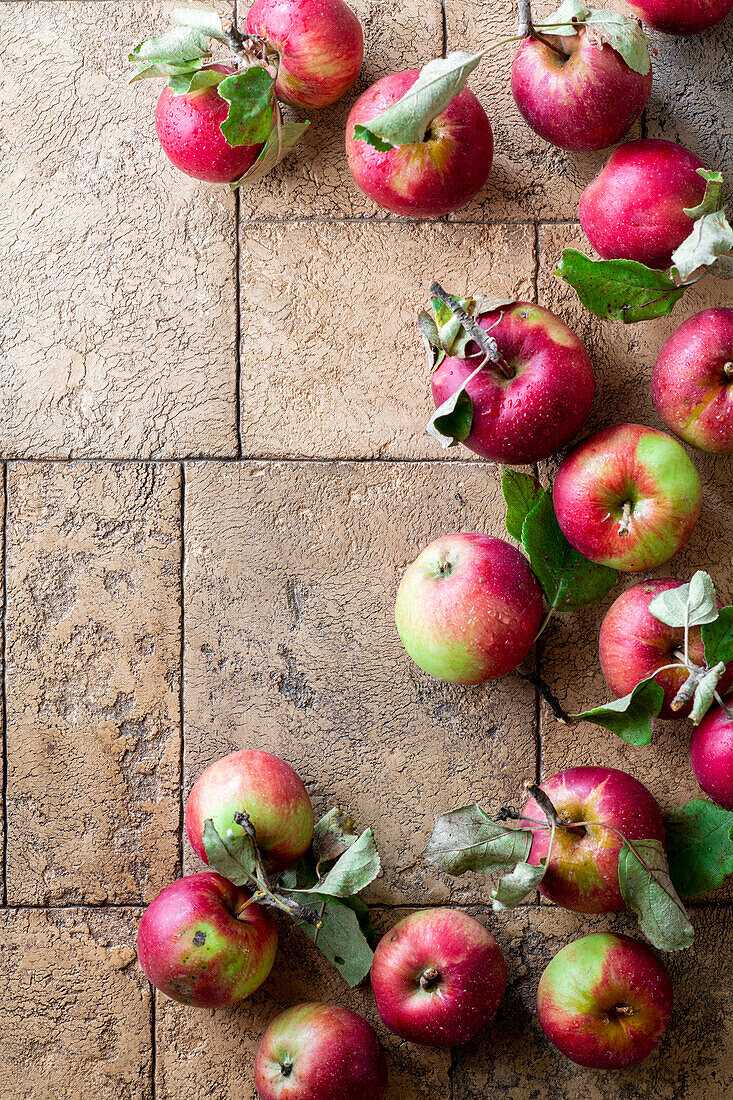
[491,857,547,910]
[171,5,229,43]
[554,250,685,323]
[536,0,651,76]
[167,67,225,96]
[231,116,310,188]
[352,51,485,150]
[573,677,665,746]
[219,68,276,147]
[129,58,210,84]
[520,487,617,612]
[202,818,259,885]
[424,804,532,875]
[312,828,381,896]
[649,570,719,629]
[289,892,375,986]
[617,838,694,952]
[690,661,728,725]
[312,807,358,865]
[501,469,543,542]
[702,606,733,667]
[128,25,211,72]
[684,169,725,219]
[666,799,733,897]
[426,387,475,448]
[417,310,444,367]
[671,210,733,285]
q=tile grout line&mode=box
[1,462,7,907]
[150,990,157,1099]
[178,464,186,879]
[234,188,243,458]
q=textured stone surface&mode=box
[155,907,450,1100]
[0,907,151,1099]
[182,460,538,903]
[236,0,444,218]
[454,905,733,1100]
[0,2,237,458]
[5,463,182,904]
[238,222,534,458]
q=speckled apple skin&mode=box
[627,0,733,35]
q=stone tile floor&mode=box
[1,0,733,1097]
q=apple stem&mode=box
[517,668,572,725]
[429,282,515,379]
[524,781,585,836]
[232,811,323,928]
[419,967,441,990]
[516,0,570,58]
[725,363,733,378]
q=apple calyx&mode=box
[576,571,733,745]
[202,807,381,986]
[419,966,442,991]
[426,788,694,951]
[557,170,733,324]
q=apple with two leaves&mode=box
[425,290,595,464]
[652,308,733,454]
[136,871,278,1006]
[537,932,673,1068]
[370,908,506,1047]
[552,423,701,572]
[627,0,733,35]
[395,533,544,684]
[255,1003,388,1100]
[511,2,653,152]
[690,701,733,810]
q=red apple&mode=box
[627,0,733,35]
[136,872,277,1007]
[431,302,595,464]
[346,71,493,217]
[579,139,708,269]
[537,933,673,1068]
[652,308,733,454]
[155,65,265,182]
[395,534,544,684]
[370,908,506,1047]
[690,701,733,809]
[523,767,665,913]
[186,749,314,873]
[552,423,702,572]
[245,0,363,109]
[599,579,733,719]
[511,28,652,152]
[255,1003,388,1100]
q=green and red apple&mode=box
[627,0,733,35]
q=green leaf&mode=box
[690,661,727,725]
[521,488,617,611]
[666,799,733,897]
[202,818,257,886]
[129,25,210,66]
[219,68,276,147]
[352,51,485,149]
[671,209,733,284]
[538,1,651,75]
[417,309,443,366]
[231,118,309,187]
[312,808,359,867]
[289,892,374,986]
[685,170,725,218]
[618,838,694,951]
[171,6,229,43]
[703,606,733,667]
[491,858,547,910]
[573,677,664,746]
[424,805,532,876]
[501,470,543,543]
[128,58,208,83]
[648,570,719,629]
[554,249,685,323]
[426,387,474,448]
[167,67,224,96]
[314,828,380,897]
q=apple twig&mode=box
[516,667,573,725]
[429,282,515,379]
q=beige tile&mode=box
[238,221,534,458]
[0,907,151,1100]
[454,905,733,1099]
[0,2,237,457]
[155,907,450,1100]
[5,463,182,904]
[235,0,444,218]
[182,460,538,904]
[444,0,642,222]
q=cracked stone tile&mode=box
[0,1,237,457]
[235,0,444,218]
[155,906,450,1100]
[5,463,181,904]
[238,221,534,458]
[182,460,538,904]
[0,907,151,1100]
